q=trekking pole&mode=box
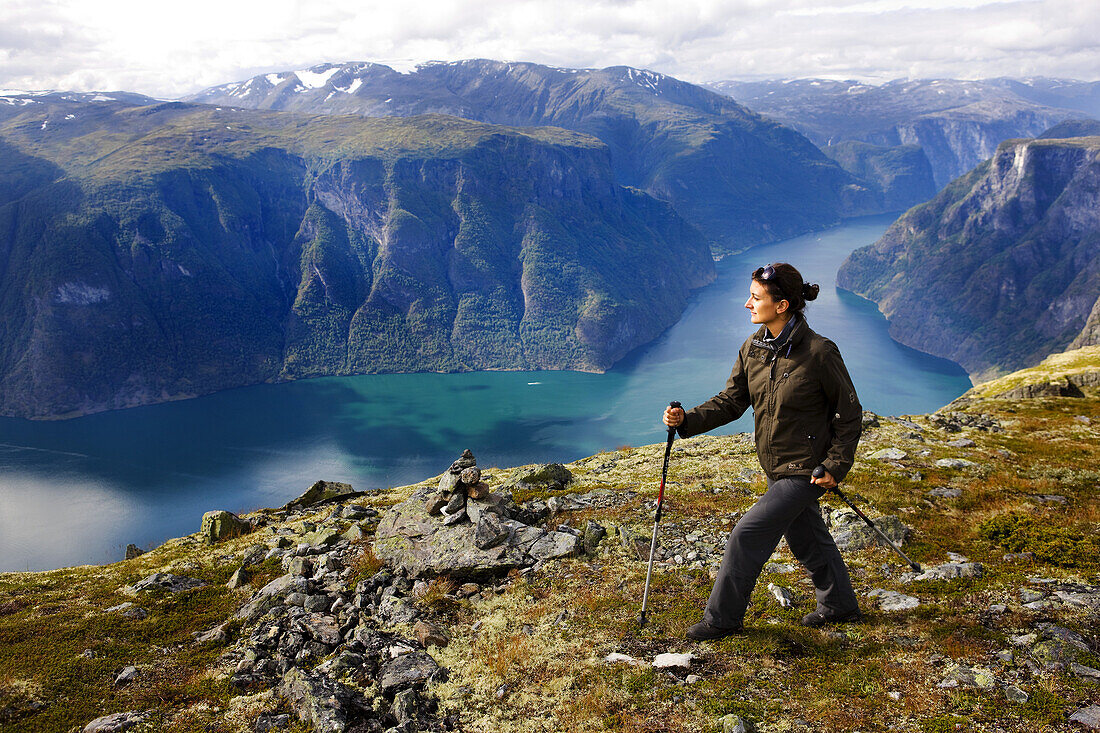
[813,465,922,572]
[640,400,681,627]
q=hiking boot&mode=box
[686,620,743,640]
[801,607,863,627]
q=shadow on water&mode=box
[0,215,972,571]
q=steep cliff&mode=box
[0,96,714,418]
[1071,296,1100,349]
[187,60,878,254]
[838,136,1100,380]
[823,141,936,211]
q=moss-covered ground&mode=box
[1,357,1098,732]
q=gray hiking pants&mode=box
[703,475,859,628]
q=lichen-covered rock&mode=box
[82,711,147,732]
[869,589,920,611]
[869,448,906,461]
[278,667,353,733]
[374,486,581,577]
[235,574,310,621]
[902,562,983,583]
[380,651,439,692]
[226,566,251,589]
[124,572,207,595]
[510,463,573,490]
[938,664,996,689]
[200,510,252,544]
[826,510,910,551]
[282,480,356,510]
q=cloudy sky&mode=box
[2,0,1097,98]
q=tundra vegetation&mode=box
[1,347,1098,732]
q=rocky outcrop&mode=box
[1071,295,1100,348]
[374,451,583,577]
[282,481,358,511]
[838,137,1100,380]
[201,511,252,544]
[0,97,714,419]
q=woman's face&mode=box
[745,279,789,329]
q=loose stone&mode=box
[653,652,696,669]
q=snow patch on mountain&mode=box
[624,68,665,95]
[295,66,341,89]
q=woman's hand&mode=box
[663,405,684,428]
[811,469,837,490]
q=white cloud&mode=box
[0,0,1096,97]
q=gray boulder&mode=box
[826,509,910,551]
[510,463,573,491]
[82,711,147,732]
[935,457,977,469]
[380,651,439,692]
[1071,705,1100,730]
[235,574,310,621]
[374,486,582,577]
[283,480,357,510]
[902,562,983,582]
[200,510,252,544]
[124,572,206,595]
[278,667,353,733]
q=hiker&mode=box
[663,262,863,640]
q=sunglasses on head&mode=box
[754,265,777,281]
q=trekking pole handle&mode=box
[667,400,682,435]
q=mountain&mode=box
[837,135,1100,381]
[186,60,881,255]
[0,94,714,419]
[708,78,1094,195]
[1039,118,1100,139]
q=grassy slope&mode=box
[1,350,1098,732]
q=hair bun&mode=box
[802,282,820,301]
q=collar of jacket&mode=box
[751,316,807,359]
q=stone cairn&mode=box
[424,449,489,525]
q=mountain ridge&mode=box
[185,59,882,254]
[706,77,1097,202]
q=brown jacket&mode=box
[677,318,862,481]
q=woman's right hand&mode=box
[663,405,685,428]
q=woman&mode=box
[664,262,863,640]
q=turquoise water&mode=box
[0,215,971,571]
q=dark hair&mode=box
[752,262,820,317]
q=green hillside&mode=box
[0,98,714,418]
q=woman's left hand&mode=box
[811,469,837,490]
